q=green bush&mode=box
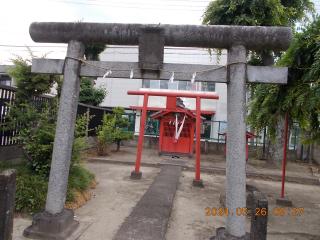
[0,161,95,215]
[95,107,134,154]
[79,77,107,106]
[3,101,89,177]
[66,165,96,202]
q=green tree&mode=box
[78,77,107,106]
[85,44,107,61]
[112,107,135,151]
[202,0,315,168]
[202,0,314,62]
[202,0,314,27]
[8,55,59,105]
[96,107,134,153]
[248,17,320,148]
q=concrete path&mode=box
[113,165,181,240]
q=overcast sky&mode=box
[1,0,320,65]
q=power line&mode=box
[85,0,211,3]
[0,30,29,36]
[0,45,67,48]
[46,0,206,11]
[82,0,208,7]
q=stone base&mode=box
[192,179,203,187]
[130,171,142,180]
[23,209,79,240]
[220,185,260,213]
[275,195,293,207]
[210,227,250,240]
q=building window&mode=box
[0,75,11,86]
[150,80,160,89]
[201,82,215,92]
[142,79,150,88]
[141,79,214,92]
[168,81,178,90]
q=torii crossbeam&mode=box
[25,22,291,240]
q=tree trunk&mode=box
[266,116,286,168]
[117,140,120,151]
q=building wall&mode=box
[96,46,228,139]
[96,77,141,108]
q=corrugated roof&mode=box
[0,65,13,73]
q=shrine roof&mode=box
[149,98,206,121]
[149,111,163,118]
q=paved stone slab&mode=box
[13,221,91,240]
[161,158,188,166]
[113,166,181,240]
[275,195,293,207]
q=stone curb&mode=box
[86,158,320,186]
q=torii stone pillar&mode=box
[26,22,291,240]
[226,45,248,237]
[24,40,85,239]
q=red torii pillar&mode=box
[127,90,219,185]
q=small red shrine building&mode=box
[127,90,219,182]
[150,98,205,157]
[218,131,258,160]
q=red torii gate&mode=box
[219,131,258,160]
[127,90,219,184]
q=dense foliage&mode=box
[0,162,95,215]
[4,56,90,177]
[248,17,320,144]
[1,53,96,215]
[202,0,314,28]
[202,0,314,61]
[202,0,316,166]
[78,77,107,106]
[8,55,60,104]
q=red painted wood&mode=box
[135,94,149,172]
[166,96,177,109]
[158,119,164,153]
[190,121,195,155]
[159,115,193,155]
[128,90,219,99]
[131,106,214,115]
[195,96,201,180]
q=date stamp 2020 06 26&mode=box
[205,207,304,216]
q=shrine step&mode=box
[112,165,181,240]
[157,158,189,169]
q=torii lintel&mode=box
[29,22,292,51]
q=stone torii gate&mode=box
[24,22,291,240]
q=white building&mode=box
[95,46,228,140]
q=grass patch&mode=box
[0,161,97,215]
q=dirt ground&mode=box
[12,146,320,240]
[85,145,320,179]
